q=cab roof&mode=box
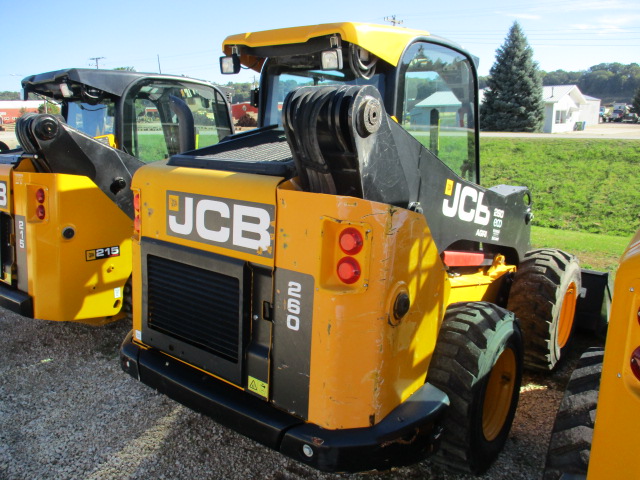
[21,68,213,101]
[222,22,435,70]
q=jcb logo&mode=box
[442,180,490,226]
[166,191,274,257]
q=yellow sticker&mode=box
[168,194,180,211]
[86,250,96,261]
[445,179,454,196]
[248,376,269,398]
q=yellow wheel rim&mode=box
[483,347,517,442]
[557,281,578,349]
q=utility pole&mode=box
[157,54,162,74]
[89,57,105,69]
[384,15,403,26]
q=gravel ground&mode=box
[0,308,600,480]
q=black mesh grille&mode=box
[146,254,241,363]
[196,130,291,163]
[167,128,295,177]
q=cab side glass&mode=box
[401,42,477,182]
[123,80,232,163]
[66,100,115,138]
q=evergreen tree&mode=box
[480,22,545,132]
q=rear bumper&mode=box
[120,330,449,472]
[0,282,33,317]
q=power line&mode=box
[384,15,404,26]
[89,57,105,69]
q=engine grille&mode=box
[146,254,241,363]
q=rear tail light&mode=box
[34,187,46,220]
[339,227,363,255]
[321,219,368,289]
[631,346,640,382]
[337,256,361,284]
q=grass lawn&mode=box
[481,138,640,237]
[531,226,632,275]
[480,137,639,276]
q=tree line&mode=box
[480,63,640,105]
[0,91,20,100]
[541,63,640,104]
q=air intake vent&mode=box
[147,254,241,363]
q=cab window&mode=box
[66,100,115,138]
[400,42,477,182]
[123,80,232,163]
[262,66,384,127]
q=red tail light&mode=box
[36,188,45,203]
[337,257,361,284]
[36,205,46,220]
[339,227,363,255]
[631,346,640,382]
[133,192,141,212]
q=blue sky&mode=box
[1,0,639,92]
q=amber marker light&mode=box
[133,192,141,237]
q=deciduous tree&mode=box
[632,85,640,114]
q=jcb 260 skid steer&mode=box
[121,23,607,473]
[0,68,233,324]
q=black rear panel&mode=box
[141,238,249,385]
[0,212,13,282]
[147,254,241,362]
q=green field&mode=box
[481,138,640,236]
[480,138,640,273]
[136,129,221,163]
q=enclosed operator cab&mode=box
[0,68,233,324]
[121,23,537,473]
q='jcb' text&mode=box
[166,191,274,257]
[442,181,490,226]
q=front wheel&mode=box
[427,301,523,474]
[508,249,581,371]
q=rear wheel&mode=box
[544,347,603,479]
[427,302,523,474]
[508,249,581,371]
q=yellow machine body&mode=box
[223,22,432,71]
[131,161,515,429]
[588,230,640,479]
[121,22,542,474]
[0,166,132,324]
[0,68,233,324]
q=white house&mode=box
[542,85,600,133]
[479,85,601,133]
